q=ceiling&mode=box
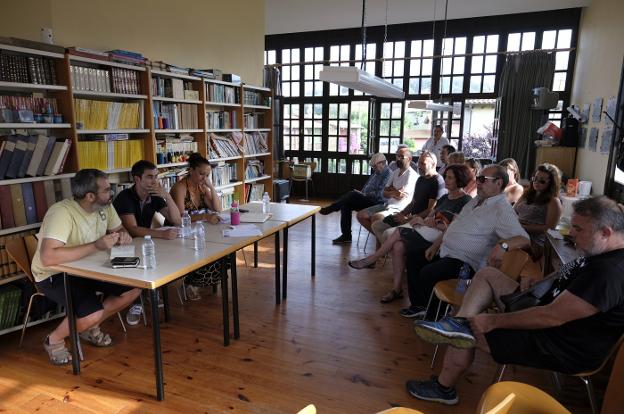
[265,0,590,35]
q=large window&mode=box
[379,102,403,154]
[408,39,434,96]
[329,45,350,96]
[440,37,467,94]
[281,48,300,97]
[382,41,406,89]
[303,47,324,97]
[327,103,348,153]
[283,103,300,151]
[303,103,323,151]
[469,35,499,94]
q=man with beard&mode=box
[31,169,141,366]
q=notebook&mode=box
[240,213,271,223]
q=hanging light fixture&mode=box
[319,0,405,99]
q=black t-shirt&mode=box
[113,186,167,229]
[535,249,624,371]
[405,174,446,215]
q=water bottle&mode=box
[142,235,156,269]
[262,192,271,214]
[181,210,192,237]
[456,263,471,293]
[230,201,240,225]
[193,223,205,250]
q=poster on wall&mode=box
[592,97,603,123]
[581,104,591,123]
[588,127,599,152]
[579,126,587,148]
[600,125,613,154]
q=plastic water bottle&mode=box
[193,223,205,250]
[230,201,240,225]
[142,235,156,269]
[181,210,192,237]
[262,192,271,214]
[456,263,471,293]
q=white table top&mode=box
[199,219,286,247]
[51,237,240,289]
[242,202,320,226]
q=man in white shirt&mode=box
[421,125,449,169]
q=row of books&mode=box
[77,138,144,171]
[217,186,235,210]
[153,102,198,130]
[0,135,71,179]
[111,182,133,198]
[70,66,141,96]
[0,285,22,330]
[157,167,187,191]
[208,133,241,159]
[74,99,144,130]
[156,135,198,159]
[0,52,57,85]
[243,182,265,203]
[243,131,269,155]
[206,110,238,129]
[0,96,58,115]
[151,77,197,100]
[245,159,265,180]
[243,113,265,130]
[0,178,71,229]
[243,90,269,106]
[211,162,238,187]
[207,84,238,104]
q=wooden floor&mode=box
[0,199,597,413]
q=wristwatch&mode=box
[500,242,509,251]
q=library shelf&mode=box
[0,81,67,92]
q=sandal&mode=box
[79,326,112,347]
[44,335,72,366]
[380,290,404,304]
[185,285,202,301]
[348,258,376,270]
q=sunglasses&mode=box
[476,175,499,183]
[532,177,549,185]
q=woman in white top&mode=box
[421,125,448,169]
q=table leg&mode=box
[275,231,281,305]
[161,285,170,323]
[230,252,239,340]
[311,214,316,277]
[253,241,259,268]
[282,227,288,300]
[150,289,164,401]
[221,258,230,346]
[63,273,80,375]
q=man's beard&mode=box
[397,160,405,169]
[94,198,111,211]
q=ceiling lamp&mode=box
[408,100,454,112]
[319,66,405,99]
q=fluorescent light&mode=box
[319,66,405,99]
[408,100,454,112]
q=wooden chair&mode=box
[290,162,316,201]
[601,337,624,414]
[426,250,530,367]
[477,381,570,414]
[375,407,424,414]
[296,404,317,414]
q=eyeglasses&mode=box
[476,175,499,183]
[531,177,549,185]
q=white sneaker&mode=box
[126,304,143,326]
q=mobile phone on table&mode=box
[111,257,140,268]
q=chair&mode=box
[426,250,529,367]
[296,404,317,414]
[356,225,372,253]
[375,408,424,414]
[290,162,316,201]
[601,337,624,414]
[477,381,571,414]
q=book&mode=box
[44,139,71,176]
[60,178,72,200]
[9,184,27,227]
[35,135,58,176]
[32,181,48,222]
[26,135,54,177]
[17,135,37,178]
[0,186,15,228]
[0,136,18,179]
[43,180,57,207]
[21,182,37,224]
[4,135,28,179]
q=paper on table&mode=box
[110,245,136,259]
[547,229,564,240]
[222,224,263,237]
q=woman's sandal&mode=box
[79,326,112,347]
[347,258,376,270]
[44,335,72,365]
[380,290,404,304]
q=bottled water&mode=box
[142,235,156,269]
[193,223,205,250]
[262,192,271,214]
[181,210,192,237]
[455,263,472,293]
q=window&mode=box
[507,32,536,51]
[382,41,406,89]
[303,47,324,97]
[408,39,434,95]
[328,103,348,152]
[264,50,276,65]
[281,48,300,98]
[283,103,300,151]
[440,37,467,94]
[303,103,323,151]
[354,43,377,96]
[350,101,369,154]
[542,29,572,92]
[379,102,403,153]
[469,35,499,94]
[329,44,350,96]
[432,102,462,149]
[462,99,496,158]
[403,103,433,152]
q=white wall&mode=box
[265,0,590,35]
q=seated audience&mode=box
[370,151,445,242]
[348,164,472,304]
[421,125,448,169]
[113,160,182,325]
[447,151,465,165]
[514,163,563,257]
[320,153,390,244]
[498,158,524,204]
[409,195,624,406]
[400,164,530,318]
[31,169,141,365]
[463,158,481,198]
[357,147,418,237]
[388,144,418,171]
[170,153,221,224]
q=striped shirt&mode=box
[440,193,529,270]
[361,165,391,203]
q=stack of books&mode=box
[243,131,268,155]
[207,84,238,103]
[207,133,241,159]
[77,136,143,170]
[153,102,198,129]
[0,134,71,179]
[206,110,238,129]
[245,159,265,180]
[73,99,144,130]
[211,162,237,187]
[107,50,146,66]
[0,53,57,85]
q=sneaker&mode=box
[413,316,476,349]
[125,304,143,326]
[399,306,427,319]
[406,376,458,405]
[332,235,352,244]
[319,207,332,215]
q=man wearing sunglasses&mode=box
[400,164,530,319]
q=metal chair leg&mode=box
[431,303,451,368]
[363,231,371,254]
[117,312,127,333]
[19,292,44,348]
[495,364,507,383]
[356,226,362,247]
[580,376,599,414]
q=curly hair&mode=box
[522,163,561,205]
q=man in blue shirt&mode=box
[320,153,390,244]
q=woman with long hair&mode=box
[348,164,472,304]
[514,163,563,256]
[498,158,524,204]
